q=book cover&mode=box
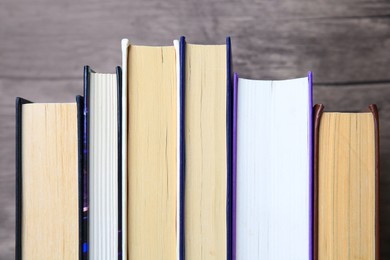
[15,97,32,260]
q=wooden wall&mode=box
[0,0,389,258]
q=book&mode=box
[180,37,232,260]
[313,104,380,260]
[15,97,84,259]
[121,39,178,259]
[232,73,313,259]
[83,66,122,259]
[14,36,382,260]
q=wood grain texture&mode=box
[0,0,389,258]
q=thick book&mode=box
[313,104,380,260]
[179,37,232,260]
[232,73,313,259]
[15,96,84,260]
[121,40,179,260]
[83,66,122,259]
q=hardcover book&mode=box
[233,73,313,259]
[83,66,122,259]
[313,104,380,260]
[15,97,84,260]
[180,37,232,260]
[121,39,178,260]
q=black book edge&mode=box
[76,95,84,260]
[226,36,233,260]
[15,97,32,260]
[179,36,186,260]
[116,66,123,260]
[82,65,91,260]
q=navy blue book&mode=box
[178,36,232,260]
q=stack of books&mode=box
[15,36,380,260]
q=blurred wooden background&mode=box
[1,0,389,258]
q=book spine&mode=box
[15,97,32,260]
[313,103,324,260]
[76,95,84,260]
[232,73,238,260]
[179,35,186,260]
[308,72,313,260]
[368,104,380,260]
[116,66,123,260]
[82,66,90,260]
[226,36,233,260]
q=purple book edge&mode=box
[82,66,90,259]
[308,71,313,260]
[232,73,238,260]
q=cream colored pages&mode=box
[89,73,118,259]
[127,45,177,259]
[318,112,375,260]
[22,103,78,259]
[185,44,227,260]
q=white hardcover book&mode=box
[87,69,119,259]
[234,73,313,260]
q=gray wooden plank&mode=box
[0,0,389,82]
